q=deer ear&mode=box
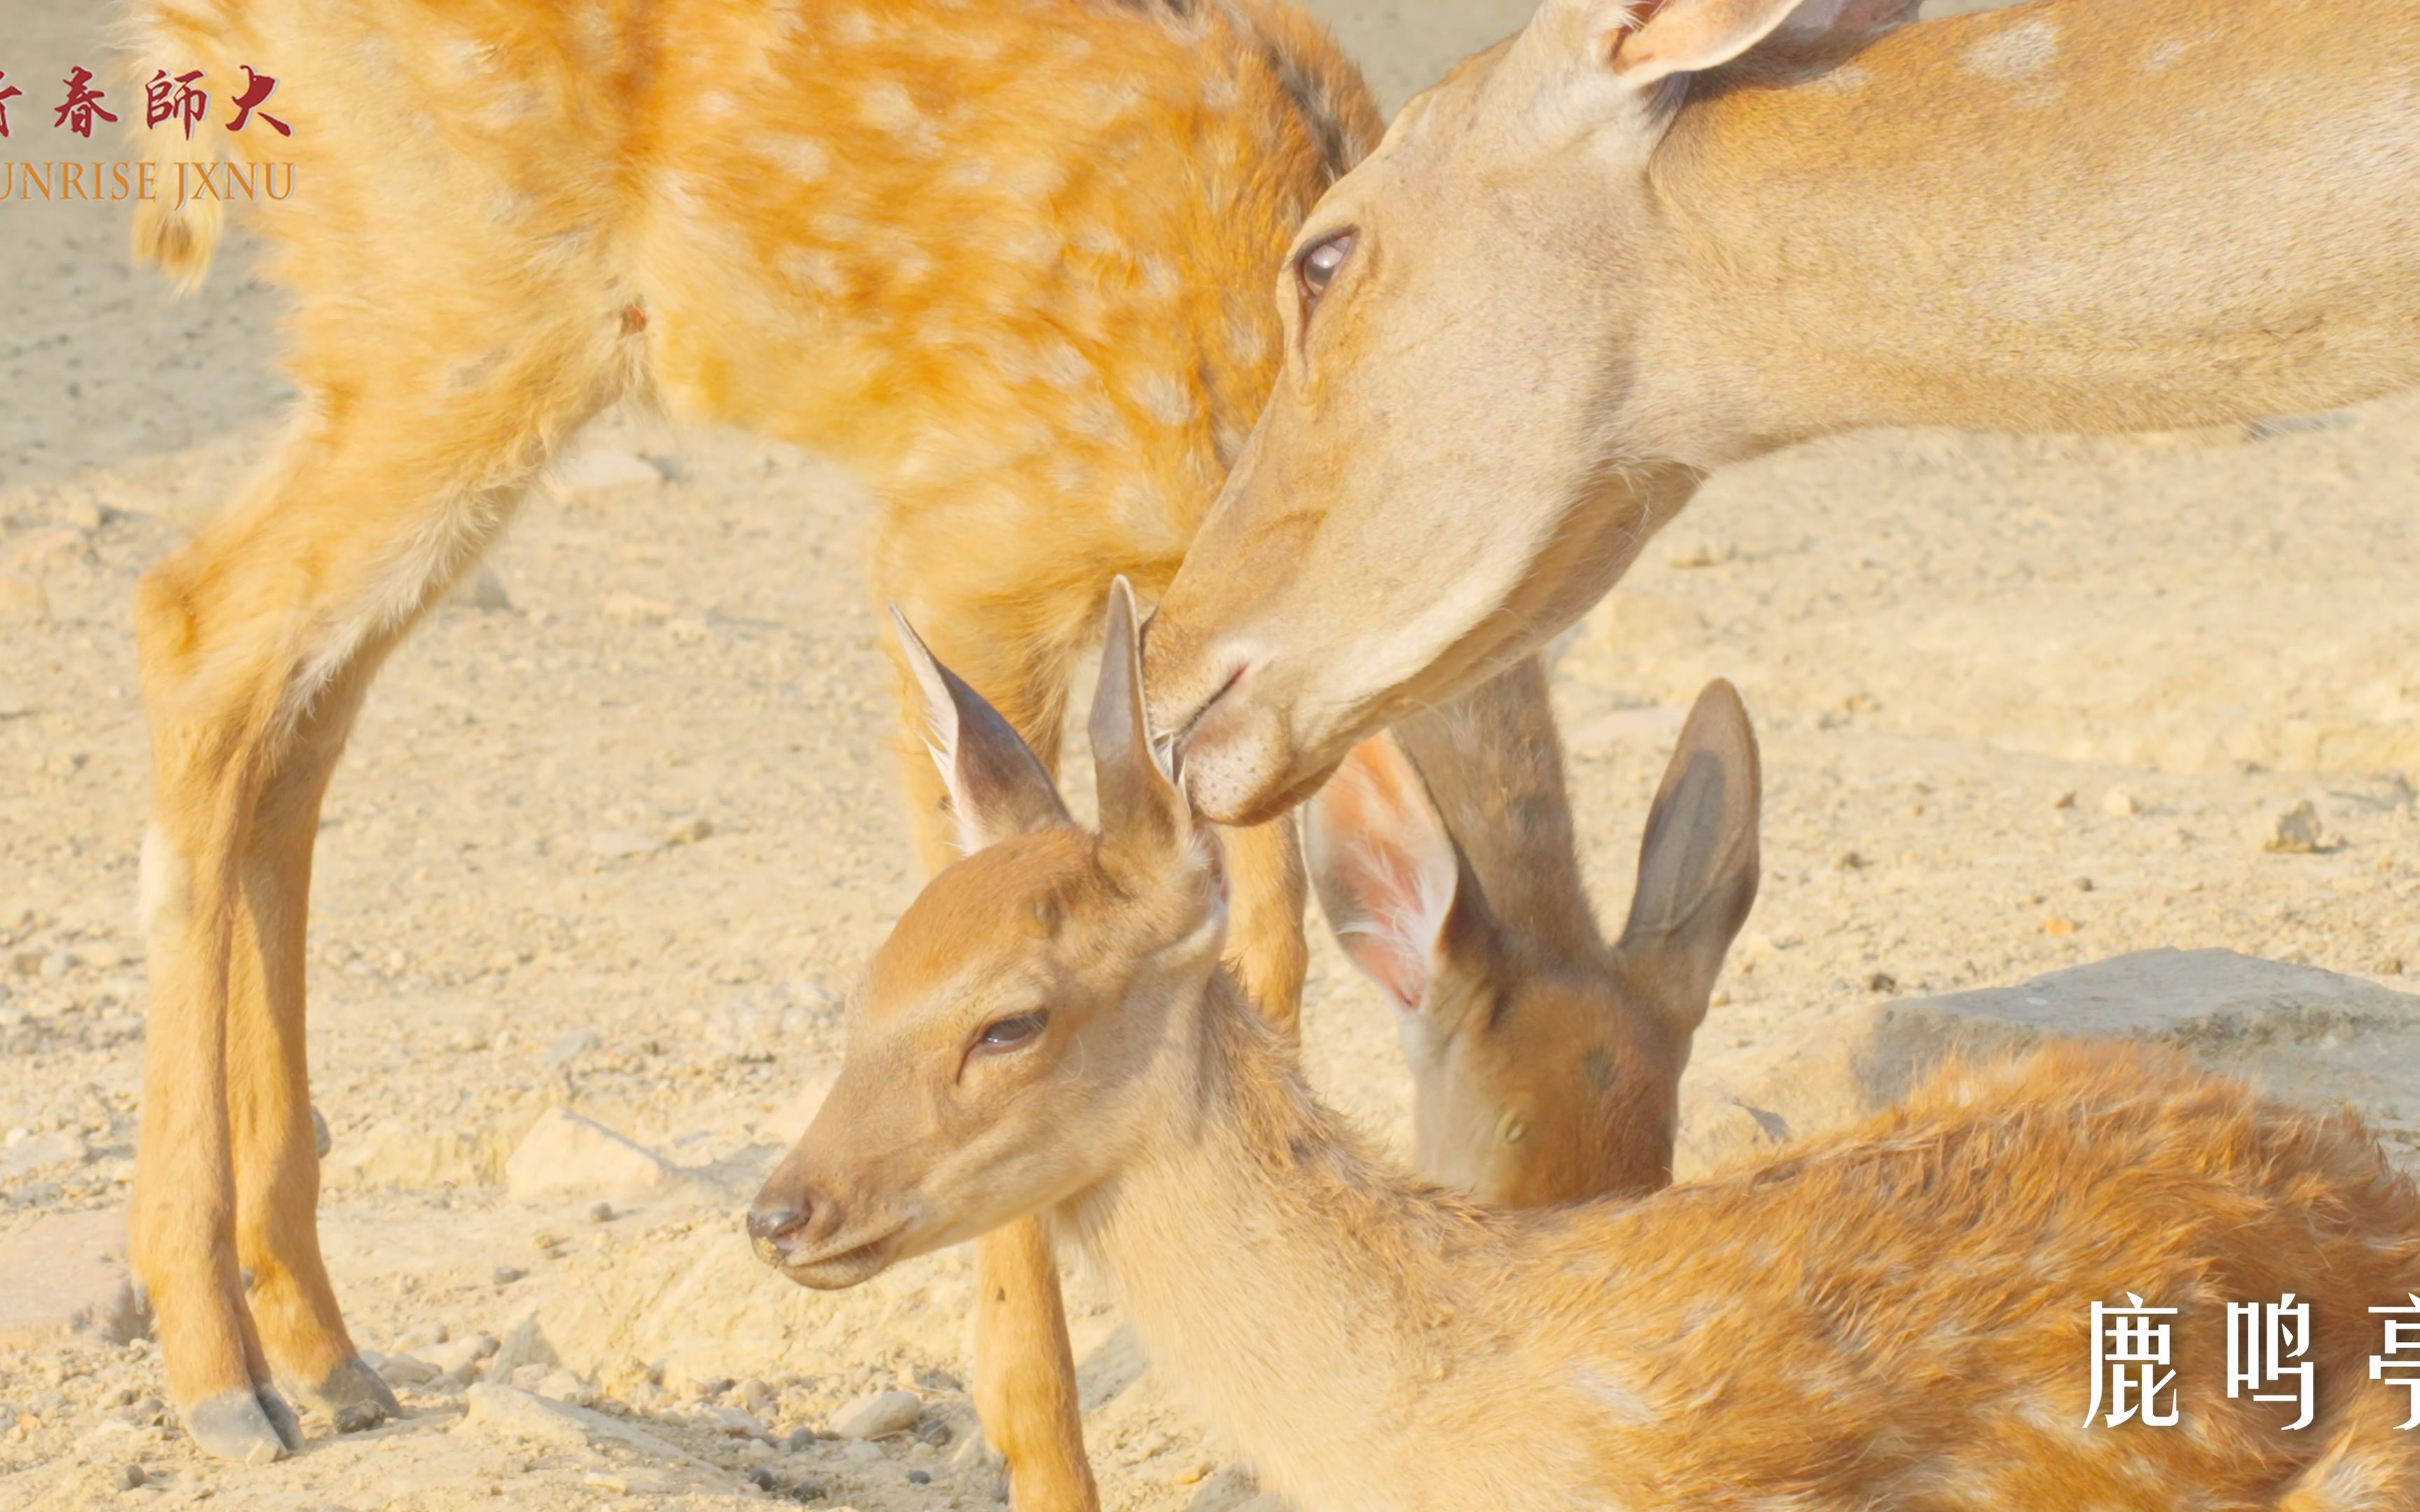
[891,608,1069,854]
[1601,0,1805,88]
[1307,733,1489,1012]
[1555,0,1903,94]
[1615,678,1761,1032]
[1090,578,1195,878]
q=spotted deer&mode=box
[753,583,2420,1512]
[1141,0,2420,823]
[118,0,1732,1494]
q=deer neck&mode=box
[1634,0,2420,463]
[1057,976,1564,1506]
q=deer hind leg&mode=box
[876,593,1097,1508]
[135,340,612,1460]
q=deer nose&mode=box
[746,1198,818,1266]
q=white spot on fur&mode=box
[944,154,993,188]
[1127,371,1196,428]
[1039,341,1094,392]
[1814,65,1871,94]
[859,82,921,133]
[1965,18,2058,78]
[778,246,845,295]
[760,134,830,180]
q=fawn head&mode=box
[1144,0,1915,824]
[749,580,1227,1287]
[1306,680,1760,1205]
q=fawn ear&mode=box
[891,608,1069,854]
[1091,578,1197,880]
[1307,733,1492,1012]
[1615,679,1761,1031]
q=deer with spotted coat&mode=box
[120,0,1758,1495]
[755,580,2420,1512]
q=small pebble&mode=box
[493,1265,526,1285]
[2262,801,2326,855]
[907,1469,931,1485]
[586,1200,614,1224]
[114,1463,144,1490]
[2101,788,2142,818]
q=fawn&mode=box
[1142,0,2420,824]
[120,0,1725,1490]
[1308,659,1758,1205]
[756,582,2420,1511]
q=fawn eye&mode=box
[973,1012,1048,1053]
[1296,230,1356,313]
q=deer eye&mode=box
[1296,230,1356,313]
[973,1012,1048,1052]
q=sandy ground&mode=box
[3,0,2416,1508]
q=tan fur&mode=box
[117,0,1712,1488]
[1310,667,1760,1204]
[1141,0,2420,823]
[760,615,2420,1510]
[118,0,1379,1480]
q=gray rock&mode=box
[419,1333,499,1382]
[2264,800,2328,854]
[1681,950,2420,1178]
[0,1129,89,1181]
[830,1387,922,1441]
[544,1028,601,1066]
[459,1382,701,1464]
[447,564,515,613]
[0,1209,148,1347]
[487,1317,559,1382]
[504,1108,687,1202]
[373,1353,438,1387]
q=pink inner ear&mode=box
[1310,736,1457,1013]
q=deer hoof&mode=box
[184,1385,302,1462]
[292,1354,402,1432]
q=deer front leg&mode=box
[1217,817,1307,1038]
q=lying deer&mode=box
[121,0,1725,1489]
[1143,0,2420,822]
[756,582,2420,1512]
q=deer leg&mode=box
[878,601,1097,1508]
[1218,816,1308,1037]
[135,347,602,1458]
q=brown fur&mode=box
[1142,0,2420,824]
[762,612,2420,1509]
[119,0,1379,1482]
[116,0,1738,1490]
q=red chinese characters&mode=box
[226,66,290,136]
[147,68,209,139]
[54,66,119,139]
